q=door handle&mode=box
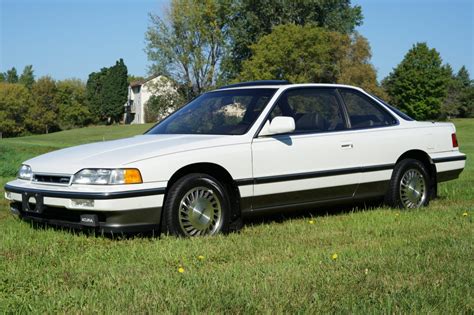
[341,142,353,149]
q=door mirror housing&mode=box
[259,116,295,136]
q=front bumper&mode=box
[4,180,166,233]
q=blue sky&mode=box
[1,0,473,82]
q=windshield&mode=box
[146,88,277,135]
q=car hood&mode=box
[25,134,244,174]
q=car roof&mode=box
[216,81,361,91]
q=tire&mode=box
[386,159,431,209]
[162,173,231,237]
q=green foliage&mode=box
[0,72,5,82]
[383,43,451,120]
[0,83,31,137]
[27,76,59,134]
[239,25,383,96]
[146,0,230,97]
[145,95,174,123]
[459,86,474,118]
[19,65,35,89]
[86,59,128,123]
[337,34,387,98]
[455,66,474,118]
[56,79,93,129]
[240,25,341,83]
[102,59,128,123]
[0,64,105,137]
[145,0,364,88]
[441,64,462,119]
[222,0,363,80]
[0,120,473,313]
[6,67,19,83]
[85,71,105,121]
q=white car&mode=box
[4,81,466,236]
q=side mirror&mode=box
[259,116,295,136]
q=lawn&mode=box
[0,121,472,313]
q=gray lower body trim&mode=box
[437,169,464,182]
[10,201,162,234]
[241,180,389,215]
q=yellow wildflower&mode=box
[331,253,338,260]
[198,255,205,260]
[178,267,185,273]
[309,220,315,224]
[463,212,468,217]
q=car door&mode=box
[336,88,400,198]
[250,87,359,211]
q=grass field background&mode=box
[0,121,472,313]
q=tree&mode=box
[146,0,230,97]
[456,66,471,87]
[56,79,92,129]
[28,76,59,134]
[19,65,35,89]
[459,85,474,118]
[0,73,5,82]
[456,66,474,118]
[239,24,383,95]
[440,64,461,119]
[383,43,450,120]
[6,67,19,83]
[223,0,363,80]
[337,34,387,98]
[86,59,128,123]
[86,70,105,121]
[0,83,32,137]
[101,59,128,123]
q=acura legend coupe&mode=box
[4,81,466,236]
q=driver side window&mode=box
[269,88,346,133]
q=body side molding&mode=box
[235,163,394,186]
[4,184,166,200]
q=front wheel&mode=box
[162,173,231,237]
[386,159,431,209]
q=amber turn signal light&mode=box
[124,169,143,184]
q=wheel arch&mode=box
[165,162,242,221]
[395,149,437,197]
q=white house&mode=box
[123,75,178,124]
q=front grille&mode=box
[33,174,72,185]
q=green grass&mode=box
[0,121,473,313]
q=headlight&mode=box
[72,169,142,185]
[18,165,33,180]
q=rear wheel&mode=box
[386,159,431,209]
[162,173,230,237]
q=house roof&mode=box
[129,75,161,88]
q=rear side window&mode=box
[339,89,397,129]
